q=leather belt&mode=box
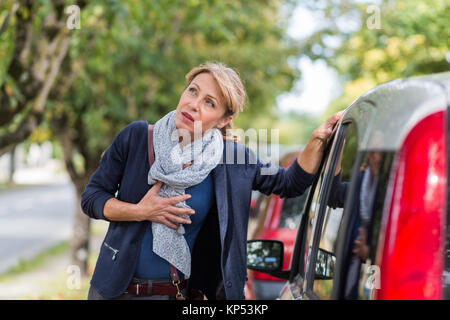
[125,280,186,296]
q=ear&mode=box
[217,115,233,129]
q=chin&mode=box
[174,117,193,137]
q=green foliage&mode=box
[276,111,321,145]
[301,0,450,116]
[52,0,301,163]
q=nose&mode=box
[189,97,202,113]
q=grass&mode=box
[0,221,107,299]
[0,182,36,193]
[19,249,100,300]
[20,269,92,300]
[0,241,70,282]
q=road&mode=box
[0,183,76,274]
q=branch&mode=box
[1,2,38,127]
[160,12,184,54]
[0,110,42,156]
[0,2,19,38]
[0,30,70,154]
[33,32,70,113]
[0,98,28,127]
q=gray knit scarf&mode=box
[148,110,223,278]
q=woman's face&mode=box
[175,72,232,141]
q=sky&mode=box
[277,5,342,116]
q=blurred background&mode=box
[0,0,448,299]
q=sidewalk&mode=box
[0,250,73,299]
[0,157,78,299]
[0,220,107,300]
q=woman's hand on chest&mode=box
[135,180,195,229]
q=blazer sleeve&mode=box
[327,170,349,209]
[252,153,316,199]
[80,123,134,220]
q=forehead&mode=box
[191,72,222,98]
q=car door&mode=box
[278,121,349,300]
[303,118,397,300]
[280,117,383,300]
[301,121,354,300]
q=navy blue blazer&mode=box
[81,121,315,299]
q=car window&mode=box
[303,159,329,277]
[289,126,338,291]
[312,123,358,299]
[279,190,309,230]
[249,194,271,239]
[293,146,332,281]
[338,150,395,300]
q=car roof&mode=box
[342,72,450,151]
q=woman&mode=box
[82,62,343,300]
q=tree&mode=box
[0,0,87,155]
[299,0,450,116]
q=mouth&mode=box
[182,112,195,122]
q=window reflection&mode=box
[306,121,395,300]
[315,248,336,279]
[304,169,324,276]
[342,151,394,300]
[313,206,344,299]
[247,241,283,270]
[279,192,308,230]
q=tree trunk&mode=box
[52,103,102,278]
[70,179,91,277]
[8,146,16,184]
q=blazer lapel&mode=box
[212,150,229,247]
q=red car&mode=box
[246,151,309,300]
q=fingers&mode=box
[326,110,345,127]
[318,110,345,140]
[159,213,191,230]
[331,110,345,122]
[353,240,362,254]
[167,205,195,215]
[182,162,192,170]
[160,217,179,230]
[166,212,192,225]
[166,193,192,205]
[150,180,163,193]
[149,182,191,206]
[335,110,345,119]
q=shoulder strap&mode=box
[147,124,155,167]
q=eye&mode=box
[206,100,215,108]
[188,87,197,94]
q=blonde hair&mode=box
[185,62,246,140]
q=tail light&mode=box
[376,111,447,299]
